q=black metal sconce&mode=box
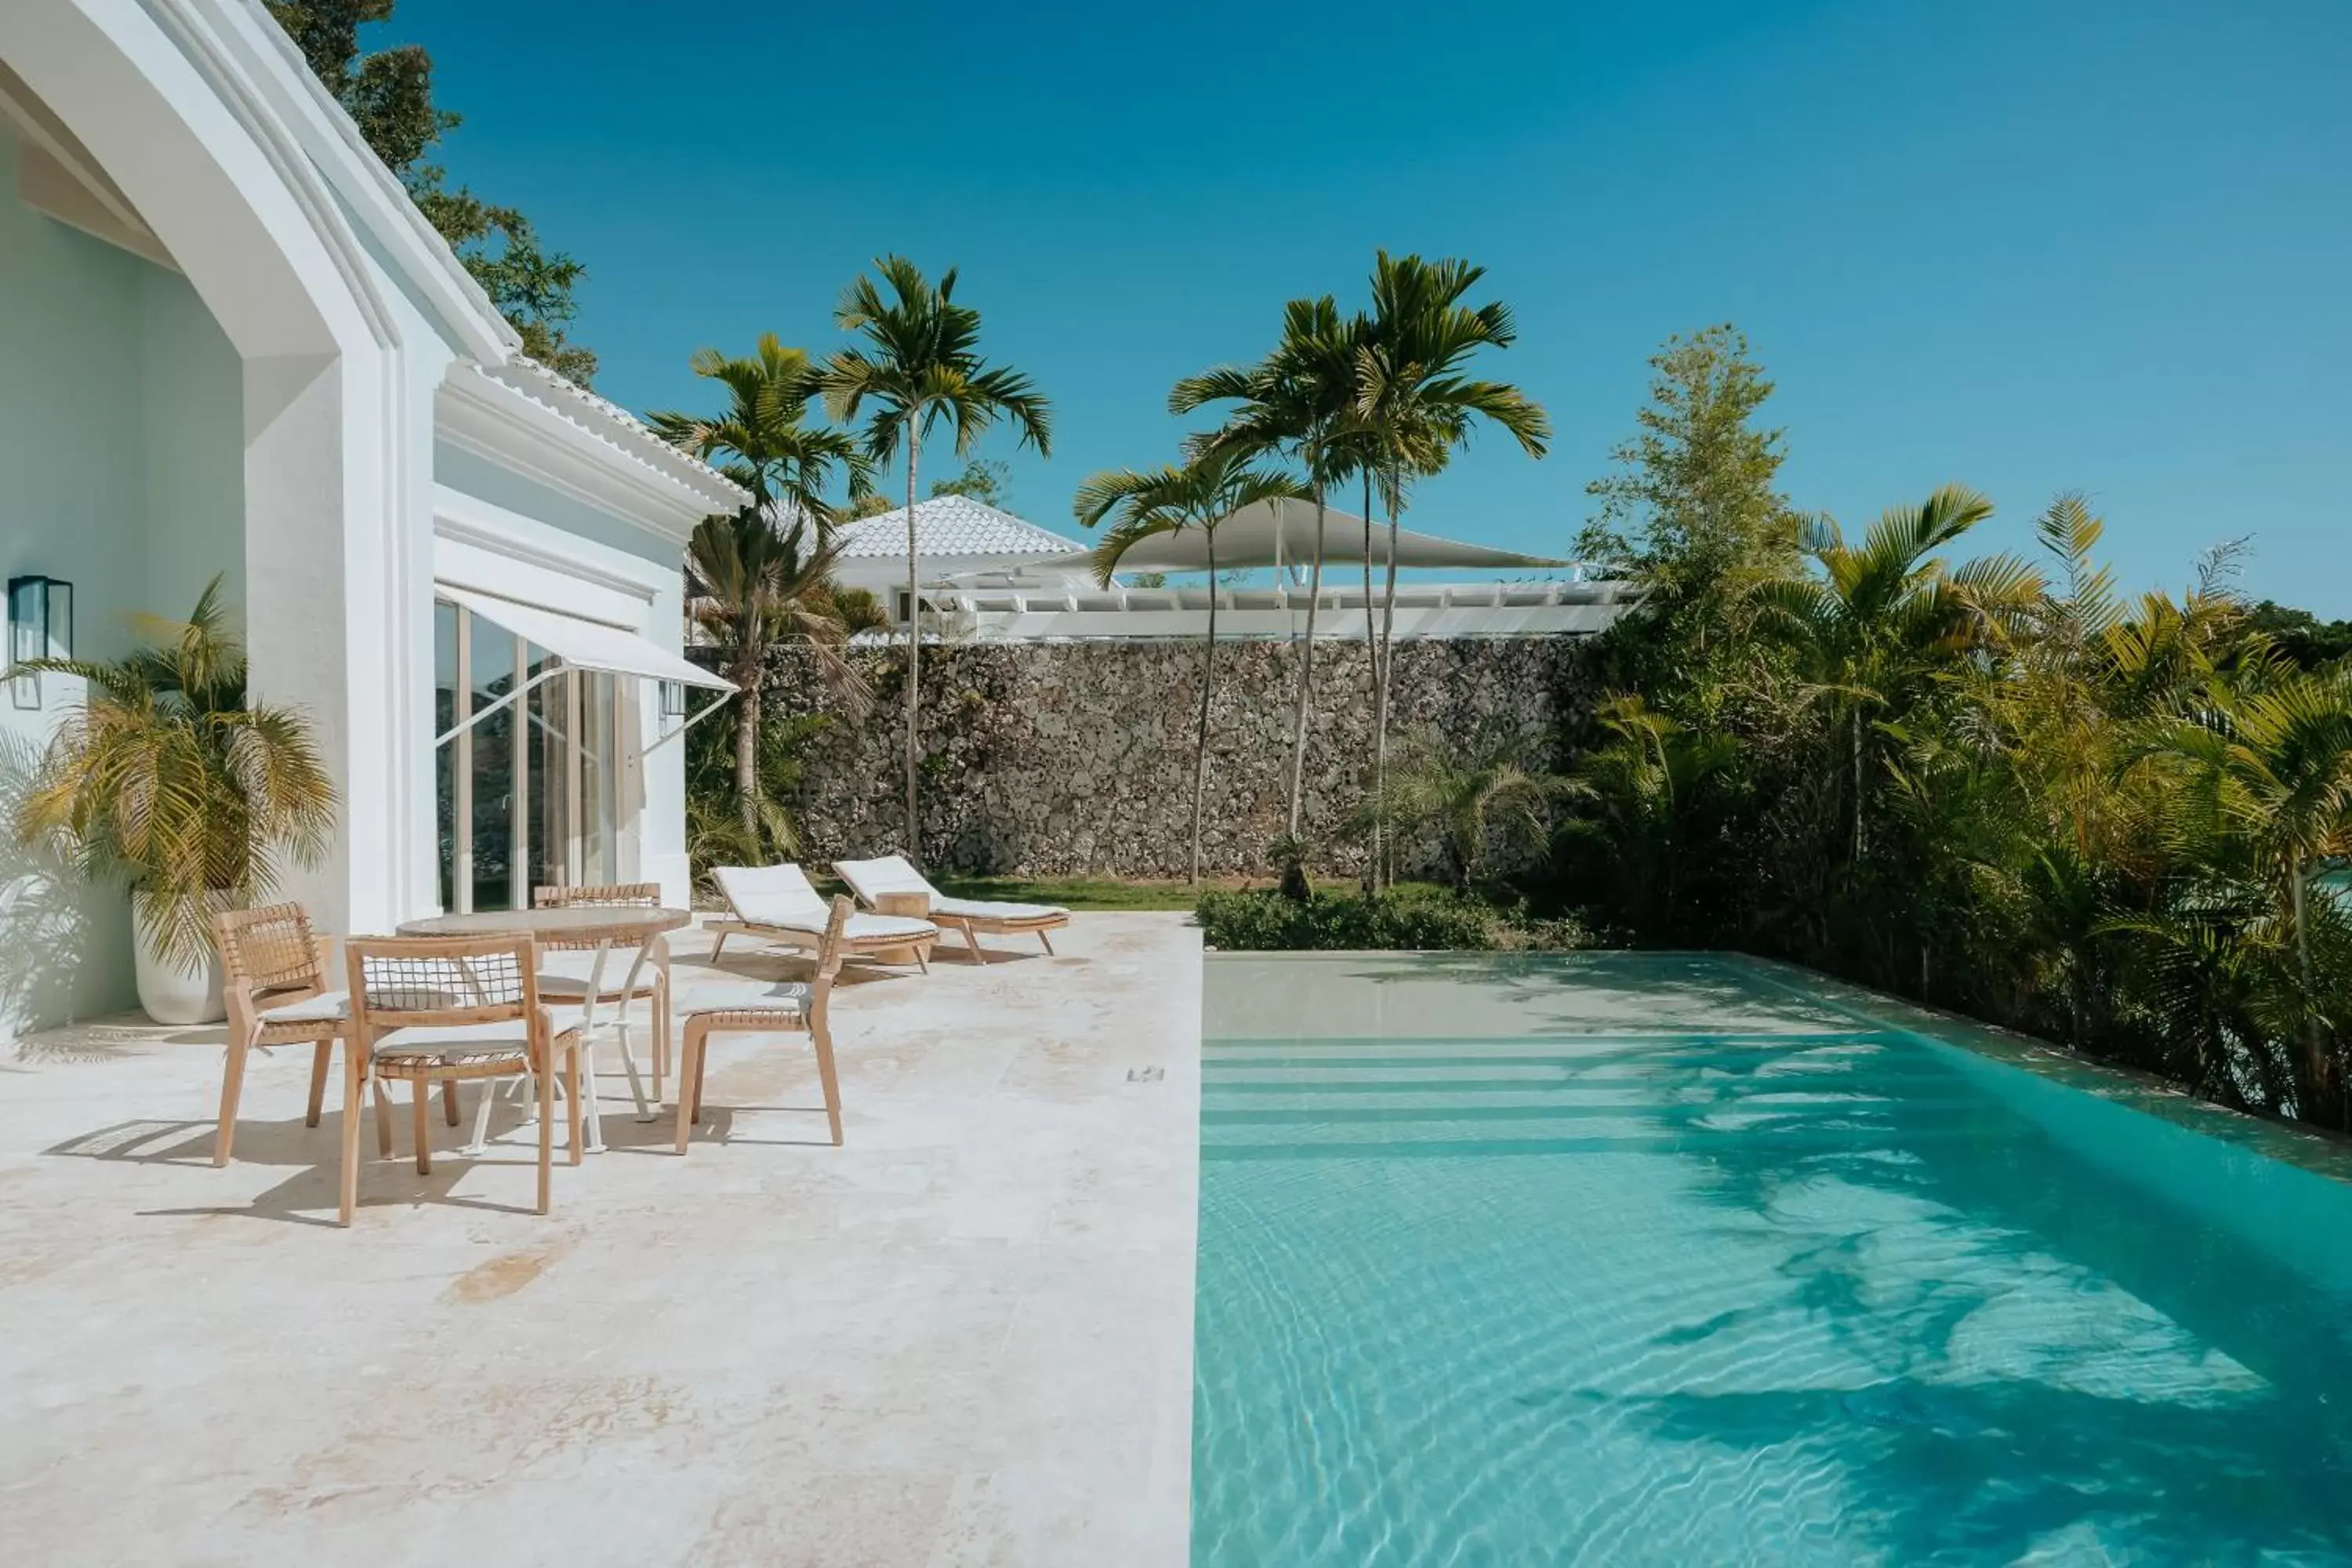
[8,575,72,710]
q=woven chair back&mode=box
[343,934,542,1032]
[815,896,854,985]
[532,883,662,953]
[215,903,321,996]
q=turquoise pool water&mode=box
[1192,952,2352,1566]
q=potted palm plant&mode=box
[12,577,336,1024]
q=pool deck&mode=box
[0,912,1203,1566]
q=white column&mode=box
[242,347,434,937]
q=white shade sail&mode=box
[438,586,732,691]
[1036,498,1568,576]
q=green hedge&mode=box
[1196,887,1586,952]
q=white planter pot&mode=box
[131,892,227,1025]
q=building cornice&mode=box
[204,0,512,363]
[436,365,737,545]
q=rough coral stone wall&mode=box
[760,637,1596,878]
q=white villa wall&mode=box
[0,1,737,1038]
[0,116,245,1036]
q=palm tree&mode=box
[648,333,871,530]
[820,258,1052,856]
[1561,695,1740,938]
[1354,252,1552,883]
[1174,298,1369,837]
[685,513,870,843]
[13,577,336,967]
[1357,724,1567,892]
[2130,668,2352,1118]
[653,335,874,839]
[1748,485,2041,864]
[1075,450,1308,882]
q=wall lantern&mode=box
[8,575,73,710]
[658,680,688,721]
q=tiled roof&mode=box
[490,357,750,513]
[833,495,1082,560]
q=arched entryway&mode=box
[0,0,444,961]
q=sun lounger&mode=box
[833,855,1069,964]
[709,864,938,973]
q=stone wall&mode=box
[759,637,1597,878]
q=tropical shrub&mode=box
[1559,327,2352,1131]
[1197,886,1588,953]
[11,578,336,964]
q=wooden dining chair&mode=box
[214,904,456,1167]
[339,934,585,1225]
[673,896,852,1153]
[532,882,672,1100]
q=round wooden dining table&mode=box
[395,905,692,1152]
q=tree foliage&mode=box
[930,459,1013,509]
[267,1,597,382]
[1557,329,2352,1131]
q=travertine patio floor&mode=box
[0,912,1202,1566]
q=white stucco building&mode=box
[0,0,746,1038]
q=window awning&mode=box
[439,586,732,692]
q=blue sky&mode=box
[390,0,2351,608]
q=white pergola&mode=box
[1035,499,1566,579]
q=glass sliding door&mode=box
[468,616,517,912]
[434,602,458,911]
[433,597,637,912]
[527,650,568,897]
[580,670,622,887]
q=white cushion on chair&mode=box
[372,1007,586,1062]
[257,989,347,1025]
[534,953,662,999]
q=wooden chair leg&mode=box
[913,942,931,975]
[441,1080,461,1127]
[812,1024,844,1147]
[213,1041,249,1167]
[564,1046,584,1167]
[338,1053,365,1227]
[1038,928,1056,956]
[963,920,989,965]
[710,931,730,964]
[373,1079,394,1159]
[675,1021,706,1155]
[652,970,670,1103]
[692,1024,713,1123]
[307,1040,334,1128]
[537,1058,556,1216]
[412,1083,432,1175]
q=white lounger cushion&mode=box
[833,855,1069,924]
[837,913,938,942]
[714,863,935,940]
[930,897,1067,924]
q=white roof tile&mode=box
[833,495,1081,560]
[492,357,748,513]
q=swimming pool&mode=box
[1192,951,2352,1566]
